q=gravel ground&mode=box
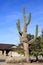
[0,62,43,65]
[0,52,43,65]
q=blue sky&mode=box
[0,0,43,45]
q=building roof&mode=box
[0,44,16,50]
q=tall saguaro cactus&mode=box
[16,7,38,62]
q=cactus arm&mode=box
[16,19,20,32]
[16,19,23,42]
[22,7,26,24]
[28,24,38,44]
[16,19,22,35]
[28,38,35,44]
[26,13,31,26]
[35,24,38,39]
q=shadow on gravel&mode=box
[0,59,5,62]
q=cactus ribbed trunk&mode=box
[23,42,29,62]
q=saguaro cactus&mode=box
[16,7,31,62]
[16,7,38,62]
[22,7,31,62]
